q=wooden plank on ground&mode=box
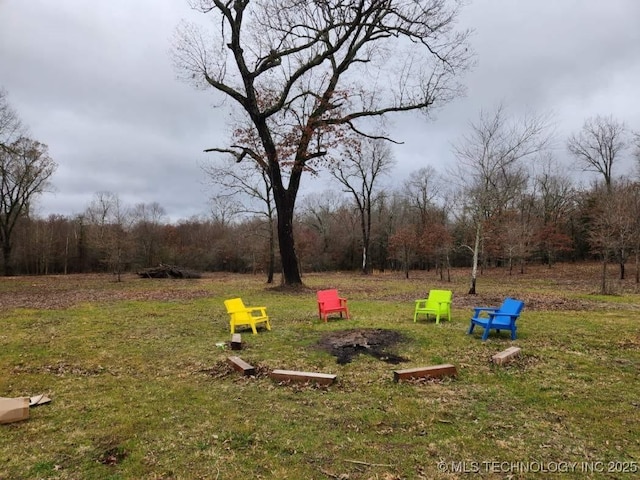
[227,356,256,376]
[270,369,336,386]
[492,346,521,365]
[230,334,242,350]
[393,364,457,382]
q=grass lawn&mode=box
[0,264,639,479]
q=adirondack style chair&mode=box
[317,289,350,322]
[468,297,524,341]
[224,298,271,335]
[414,289,453,324]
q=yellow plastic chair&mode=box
[414,289,452,324]
[224,298,271,335]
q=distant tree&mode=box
[533,155,575,223]
[489,206,535,275]
[72,213,90,273]
[372,190,408,272]
[567,115,628,191]
[419,221,452,279]
[86,192,132,281]
[0,136,57,275]
[588,187,616,294]
[174,0,472,285]
[532,156,576,266]
[25,214,72,275]
[208,196,241,228]
[535,223,573,267]
[163,217,222,270]
[388,225,419,279]
[131,202,167,268]
[452,105,552,293]
[587,181,639,292]
[299,190,346,271]
[330,137,395,274]
[608,180,639,281]
[628,180,640,284]
[404,166,443,229]
[402,166,453,272]
[203,156,276,282]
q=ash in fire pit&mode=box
[317,328,408,365]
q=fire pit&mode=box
[317,328,408,365]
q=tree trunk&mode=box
[445,253,451,282]
[265,217,275,284]
[468,222,481,294]
[469,276,476,295]
[361,245,368,275]
[64,233,69,275]
[275,194,302,286]
[266,229,275,284]
[403,247,409,279]
[2,242,13,276]
[601,255,608,295]
[360,205,371,275]
[264,121,304,286]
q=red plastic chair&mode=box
[317,289,350,322]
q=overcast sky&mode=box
[1,0,639,222]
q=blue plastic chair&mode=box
[468,298,524,341]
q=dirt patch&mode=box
[317,328,408,365]
[98,446,128,466]
[0,274,214,310]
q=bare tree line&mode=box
[3,81,640,297]
[4,0,640,297]
[6,131,640,297]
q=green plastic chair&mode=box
[414,289,452,324]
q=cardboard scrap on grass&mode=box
[0,395,51,424]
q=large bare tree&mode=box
[0,136,57,275]
[0,91,58,275]
[174,0,472,285]
[567,115,628,191]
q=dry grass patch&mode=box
[0,266,639,479]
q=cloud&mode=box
[1,0,638,222]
